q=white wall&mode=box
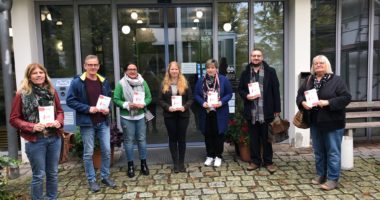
[11,0,40,162]
[288,0,311,148]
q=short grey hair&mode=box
[84,55,99,63]
[310,55,333,75]
[206,59,218,69]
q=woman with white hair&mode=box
[296,55,351,190]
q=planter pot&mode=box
[92,146,115,169]
[7,165,20,180]
[238,143,251,162]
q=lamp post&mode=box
[0,0,17,159]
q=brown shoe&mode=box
[265,164,277,173]
[311,176,326,185]
[247,163,260,171]
[320,180,337,190]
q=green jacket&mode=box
[113,81,152,116]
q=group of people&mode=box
[9,49,351,199]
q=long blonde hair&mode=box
[162,61,188,95]
[19,63,54,95]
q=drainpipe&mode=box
[0,0,17,159]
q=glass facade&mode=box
[40,5,76,78]
[373,1,380,100]
[311,0,336,71]
[341,0,369,101]
[79,5,114,86]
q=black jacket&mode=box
[296,74,351,132]
[158,85,193,118]
[238,61,281,122]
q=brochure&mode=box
[207,91,219,105]
[171,96,182,109]
[304,88,319,107]
[248,82,261,97]
[96,95,111,110]
[38,106,55,124]
[133,91,145,104]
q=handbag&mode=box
[268,116,290,143]
[145,109,155,122]
[293,110,309,129]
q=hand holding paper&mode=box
[248,82,261,98]
[304,89,319,107]
[39,106,55,125]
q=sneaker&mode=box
[204,157,214,166]
[88,181,100,192]
[247,163,260,171]
[214,157,222,167]
[101,178,116,188]
[320,180,337,190]
[311,176,326,185]
[265,164,277,173]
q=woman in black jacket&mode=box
[296,55,351,190]
[159,61,193,173]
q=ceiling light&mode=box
[141,28,146,31]
[131,11,138,20]
[196,10,203,18]
[137,19,143,24]
[223,23,232,32]
[122,25,131,34]
[9,28,12,37]
[56,21,63,26]
[46,13,52,21]
[41,14,46,21]
[193,18,199,23]
[192,27,197,30]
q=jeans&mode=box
[248,121,273,166]
[25,135,61,200]
[310,125,344,181]
[80,121,111,182]
[121,117,147,161]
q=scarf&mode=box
[120,74,145,116]
[202,73,220,101]
[250,64,265,124]
[21,84,54,123]
[313,74,331,94]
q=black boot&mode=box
[169,143,179,173]
[141,159,149,175]
[127,161,135,178]
[178,141,186,172]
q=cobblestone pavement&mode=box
[7,142,380,199]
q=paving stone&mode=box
[225,180,241,187]
[202,188,217,194]
[180,183,195,189]
[194,182,207,189]
[254,191,270,198]
[284,190,304,197]
[217,187,231,194]
[184,196,200,200]
[230,186,248,193]
[170,190,184,197]
[220,193,238,200]
[200,194,220,200]
[209,181,225,188]
[238,192,256,199]
[155,190,169,197]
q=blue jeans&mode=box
[80,122,111,182]
[25,135,61,200]
[310,125,344,181]
[121,117,147,161]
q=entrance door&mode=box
[117,5,212,145]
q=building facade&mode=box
[1,0,379,153]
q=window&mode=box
[40,5,76,78]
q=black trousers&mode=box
[204,111,225,158]
[164,116,189,164]
[249,121,273,166]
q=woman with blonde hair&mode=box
[159,61,193,172]
[10,63,64,199]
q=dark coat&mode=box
[296,74,351,132]
[158,85,193,118]
[194,74,233,134]
[238,61,281,123]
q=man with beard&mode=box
[238,49,281,173]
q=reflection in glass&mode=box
[311,0,336,71]
[253,1,284,107]
[340,0,368,101]
[217,2,248,80]
[79,5,114,86]
[40,5,76,78]
[373,2,380,100]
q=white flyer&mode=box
[96,95,111,110]
[304,88,319,107]
[171,96,182,108]
[207,91,219,106]
[133,91,145,104]
[248,82,261,97]
[38,106,55,125]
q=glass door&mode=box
[117,5,212,145]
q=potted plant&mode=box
[0,156,21,180]
[226,113,251,162]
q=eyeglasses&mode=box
[127,68,137,71]
[86,63,100,68]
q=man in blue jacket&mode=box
[238,49,281,173]
[66,55,116,192]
